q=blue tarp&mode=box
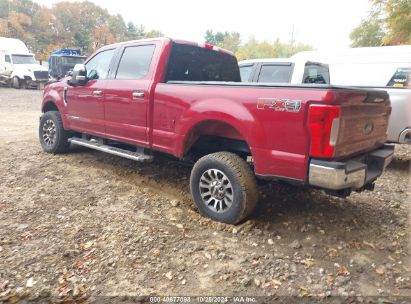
[51,48,81,56]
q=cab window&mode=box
[257,64,292,83]
[85,49,115,80]
[387,67,410,87]
[303,62,330,84]
[5,55,11,63]
[165,43,241,82]
[239,64,253,82]
[115,45,155,80]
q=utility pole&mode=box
[290,24,295,48]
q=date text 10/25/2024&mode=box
[149,296,258,303]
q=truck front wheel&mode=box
[39,111,70,154]
[12,76,20,89]
[190,152,258,224]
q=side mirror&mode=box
[70,64,87,86]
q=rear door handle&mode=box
[132,92,145,98]
[92,90,103,96]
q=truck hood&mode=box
[13,64,48,73]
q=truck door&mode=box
[103,43,157,146]
[66,48,115,136]
[4,55,13,76]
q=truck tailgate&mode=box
[333,90,390,159]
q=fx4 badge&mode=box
[257,98,302,113]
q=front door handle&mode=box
[132,92,145,98]
[92,90,103,96]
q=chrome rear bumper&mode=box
[309,144,394,191]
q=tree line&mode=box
[350,0,410,47]
[204,30,313,61]
[0,0,313,61]
[0,0,163,60]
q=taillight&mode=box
[308,105,341,158]
[198,42,220,51]
[204,43,214,49]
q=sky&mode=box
[33,0,372,51]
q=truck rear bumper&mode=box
[308,144,394,191]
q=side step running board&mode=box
[68,137,153,162]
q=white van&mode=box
[239,45,411,144]
[0,37,49,89]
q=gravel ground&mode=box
[0,88,410,303]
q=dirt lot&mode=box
[0,88,410,303]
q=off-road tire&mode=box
[190,152,258,224]
[39,111,70,154]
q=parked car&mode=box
[0,37,49,89]
[48,49,86,80]
[39,38,394,224]
[239,45,411,144]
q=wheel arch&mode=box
[42,101,59,113]
[10,72,23,79]
[41,98,70,130]
[180,118,253,159]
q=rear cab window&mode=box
[257,64,293,83]
[387,67,410,87]
[165,43,241,82]
[303,62,330,84]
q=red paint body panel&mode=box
[152,84,339,180]
[41,38,388,183]
[104,79,150,145]
[65,79,106,135]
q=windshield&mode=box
[387,67,410,87]
[11,55,36,64]
[61,56,85,65]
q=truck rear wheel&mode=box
[39,111,70,154]
[190,152,258,224]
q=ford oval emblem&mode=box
[363,121,374,135]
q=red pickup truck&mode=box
[39,38,394,224]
